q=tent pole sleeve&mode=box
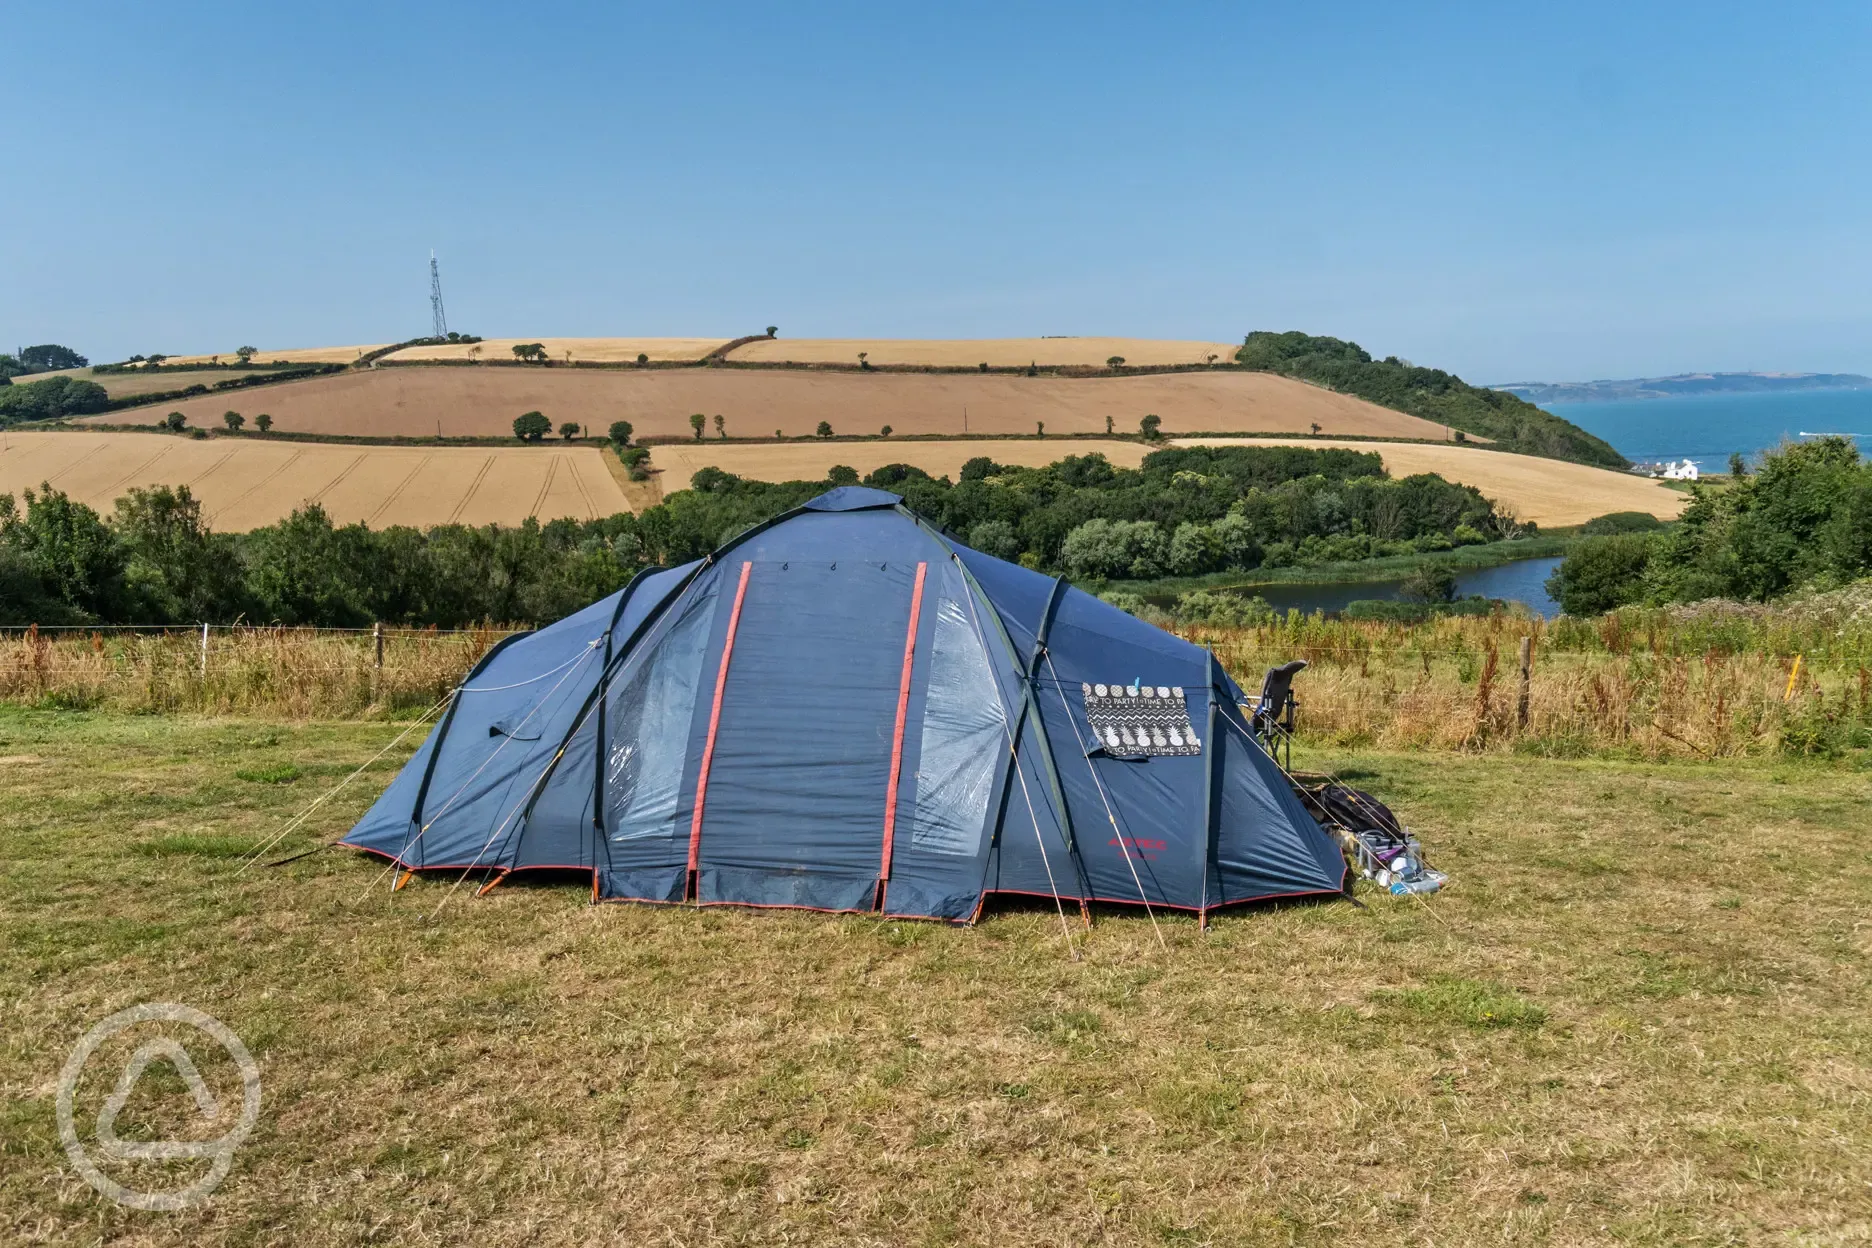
[878,562,928,901]
[687,560,753,894]
[1199,651,1225,923]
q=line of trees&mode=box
[2,444,1512,628]
[1235,331,1626,469]
[1544,438,1872,614]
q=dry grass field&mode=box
[384,337,731,365]
[1,708,1866,1246]
[725,336,1241,368]
[1172,437,1687,527]
[650,438,1152,493]
[86,365,1450,442]
[159,345,388,366]
[0,433,625,529]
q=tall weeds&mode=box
[5,585,1871,759]
[0,625,501,718]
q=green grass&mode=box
[1,707,1868,1244]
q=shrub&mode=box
[1399,565,1457,603]
[1581,510,1665,536]
[1546,534,1655,616]
[1061,518,1168,580]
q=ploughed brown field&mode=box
[14,367,298,399]
[0,432,625,530]
[1170,437,1688,527]
[725,336,1240,368]
[87,365,1449,442]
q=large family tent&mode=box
[342,486,1348,921]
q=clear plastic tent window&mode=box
[909,593,1005,856]
[607,588,718,840]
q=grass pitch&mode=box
[1,710,1867,1245]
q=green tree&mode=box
[966,519,1021,561]
[18,344,87,372]
[827,465,859,486]
[636,353,648,364]
[857,352,869,369]
[766,326,778,338]
[608,420,634,446]
[816,420,833,438]
[1036,421,1045,437]
[513,411,551,442]
[0,485,128,621]
[1729,451,1748,478]
[1106,355,1125,369]
[1105,415,1113,435]
[255,413,273,433]
[559,421,582,440]
[689,413,706,441]
[1545,534,1654,615]
[223,410,245,432]
[235,346,257,363]
[112,485,244,622]
[1399,565,1457,603]
[164,411,187,432]
[959,456,1000,482]
[713,414,725,439]
[1139,413,1162,440]
[880,424,892,437]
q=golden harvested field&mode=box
[87,365,1448,442]
[1172,437,1687,526]
[0,432,626,530]
[727,336,1241,368]
[384,337,732,364]
[160,344,388,366]
[651,438,1152,493]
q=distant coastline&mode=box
[1493,371,1872,405]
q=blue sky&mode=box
[4,1,1868,381]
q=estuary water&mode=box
[1545,388,1872,474]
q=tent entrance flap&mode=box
[694,560,917,912]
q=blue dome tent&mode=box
[342,486,1347,922]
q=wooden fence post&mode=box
[1517,635,1533,731]
[200,622,209,679]
[372,621,384,701]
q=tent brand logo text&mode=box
[1111,836,1167,858]
[56,1003,261,1210]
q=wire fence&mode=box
[2,614,1868,757]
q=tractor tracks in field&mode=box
[210,449,304,525]
[365,454,433,526]
[447,456,495,524]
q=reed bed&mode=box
[0,625,505,717]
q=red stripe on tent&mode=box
[688,560,753,893]
[876,562,928,908]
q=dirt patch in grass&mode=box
[2,710,1867,1244]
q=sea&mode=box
[1543,387,1872,475]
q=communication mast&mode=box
[429,251,448,339]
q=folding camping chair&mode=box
[1249,660,1307,770]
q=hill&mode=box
[81,364,1454,442]
[724,336,1238,368]
[1495,371,1872,404]
[1235,331,1626,468]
